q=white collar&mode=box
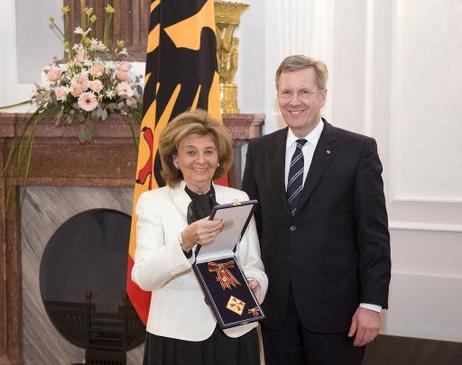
[286,119,324,149]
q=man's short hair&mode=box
[275,55,328,90]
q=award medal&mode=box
[208,261,241,290]
[226,295,246,315]
[248,307,261,317]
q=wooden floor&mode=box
[363,335,462,365]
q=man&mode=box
[242,55,391,365]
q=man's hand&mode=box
[247,278,262,303]
[348,307,380,347]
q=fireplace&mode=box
[39,207,145,364]
[22,188,145,364]
[0,112,264,364]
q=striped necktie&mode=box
[287,139,307,215]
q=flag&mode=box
[127,0,222,324]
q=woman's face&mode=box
[173,133,219,193]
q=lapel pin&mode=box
[326,150,331,154]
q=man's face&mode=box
[277,68,326,137]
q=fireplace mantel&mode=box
[0,112,264,365]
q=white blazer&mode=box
[132,181,268,341]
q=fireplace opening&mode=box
[39,208,145,364]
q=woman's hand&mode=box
[248,278,262,303]
[180,217,224,252]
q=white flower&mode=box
[74,26,91,36]
[89,38,107,52]
[77,92,98,111]
[105,90,116,99]
[104,61,116,71]
[74,26,84,35]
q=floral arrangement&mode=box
[37,5,143,142]
[1,5,143,204]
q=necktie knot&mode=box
[296,139,307,149]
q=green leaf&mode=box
[78,121,96,143]
[100,108,108,120]
[55,107,64,121]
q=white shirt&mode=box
[284,120,324,190]
[284,121,381,313]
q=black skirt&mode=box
[143,326,260,365]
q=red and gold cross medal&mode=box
[208,261,241,290]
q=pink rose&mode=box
[89,63,105,78]
[54,86,69,101]
[71,74,89,91]
[89,80,104,93]
[116,82,134,97]
[77,92,98,112]
[70,83,82,97]
[47,67,62,82]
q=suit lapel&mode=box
[297,121,338,212]
[170,180,191,220]
[272,128,292,215]
[213,183,228,204]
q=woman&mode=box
[132,109,268,365]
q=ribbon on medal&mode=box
[208,261,241,290]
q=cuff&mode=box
[359,303,382,312]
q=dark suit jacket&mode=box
[242,120,391,333]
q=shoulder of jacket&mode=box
[137,186,170,203]
[248,128,286,148]
[330,124,375,145]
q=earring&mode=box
[217,162,220,167]
[174,163,179,169]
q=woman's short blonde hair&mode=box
[159,109,233,187]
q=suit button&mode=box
[289,225,296,231]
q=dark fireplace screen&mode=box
[39,208,145,364]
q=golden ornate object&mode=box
[248,307,261,317]
[226,295,246,315]
[214,1,249,113]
